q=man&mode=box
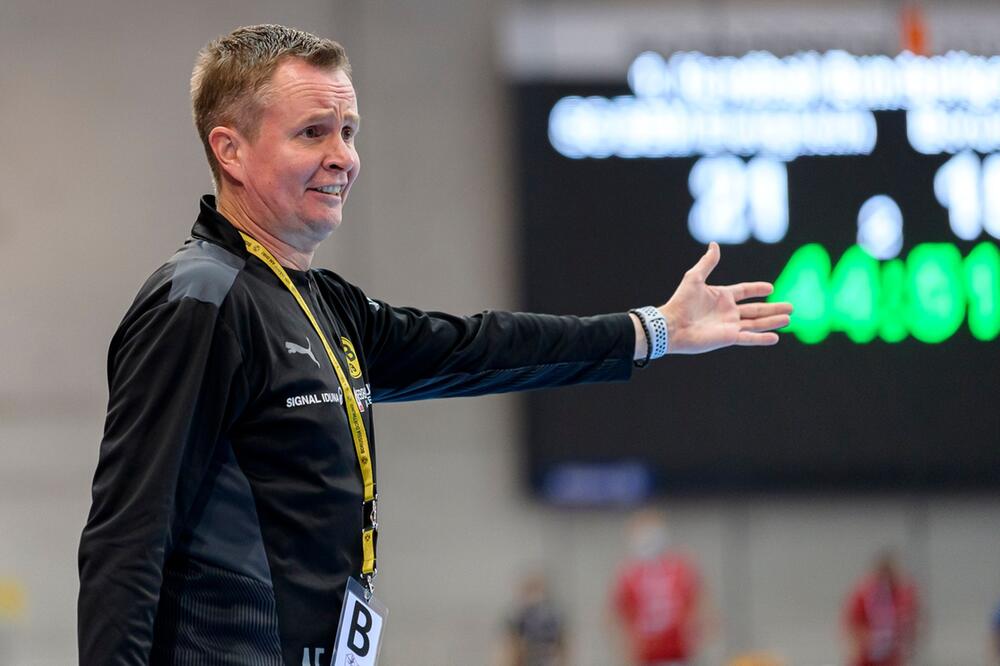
[992,599,1000,665]
[611,509,704,666]
[502,572,568,666]
[78,24,791,665]
[843,551,920,666]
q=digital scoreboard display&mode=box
[516,50,1000,500]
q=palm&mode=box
[661,243,792,354]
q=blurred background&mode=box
[1,0,999,664]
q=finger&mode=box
[727,281,774,301]
[739,301,793,318]
[736,331,780,346]
[741,314,791,332]
[688,242,720,281]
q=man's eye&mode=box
[343,127,355,140]
[302,126,320,138]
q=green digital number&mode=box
[965,242,1000,341]
[771,243,831,344]
[906,244,965,343]
[769,241,999,344]
[829,245,880,343]
[878,259,908,343]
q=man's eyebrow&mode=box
[299,110,361,127]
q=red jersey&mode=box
[843,575,918,666]
[612,553,700,664]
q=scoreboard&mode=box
[516,50,1000,501]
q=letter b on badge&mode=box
[347,602,372,655]
[333,578,386,666]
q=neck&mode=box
[217,192,315,271]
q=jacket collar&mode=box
[192,195,314,283]
[191,195,250,258]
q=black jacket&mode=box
[78,196,634,665]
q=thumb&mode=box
[689,242,720,281]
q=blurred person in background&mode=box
[0,578,25,665]
[992,599,1000,665]
[726,653,784,666]
[842,551,920,666]
[500,571,568,666]
[76,22,791,666]
[610,509,704,666]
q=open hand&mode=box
[659,242,793,354]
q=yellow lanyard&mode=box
[239,231,377,580]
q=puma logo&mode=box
[286,338,320,368]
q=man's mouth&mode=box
[309,184,345,197]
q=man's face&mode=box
[237,59,360,245]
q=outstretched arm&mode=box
[630,242,793,358]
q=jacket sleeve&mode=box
[78,298,248,664]
[354,293,635,403]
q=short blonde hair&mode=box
[191,24,351,187]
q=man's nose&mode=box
[325,135,355,171]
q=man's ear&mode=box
[209,126,247,185]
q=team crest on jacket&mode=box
[340,336,363,379]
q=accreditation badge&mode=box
[332,578,388,666]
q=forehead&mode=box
[263,59,358,120]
